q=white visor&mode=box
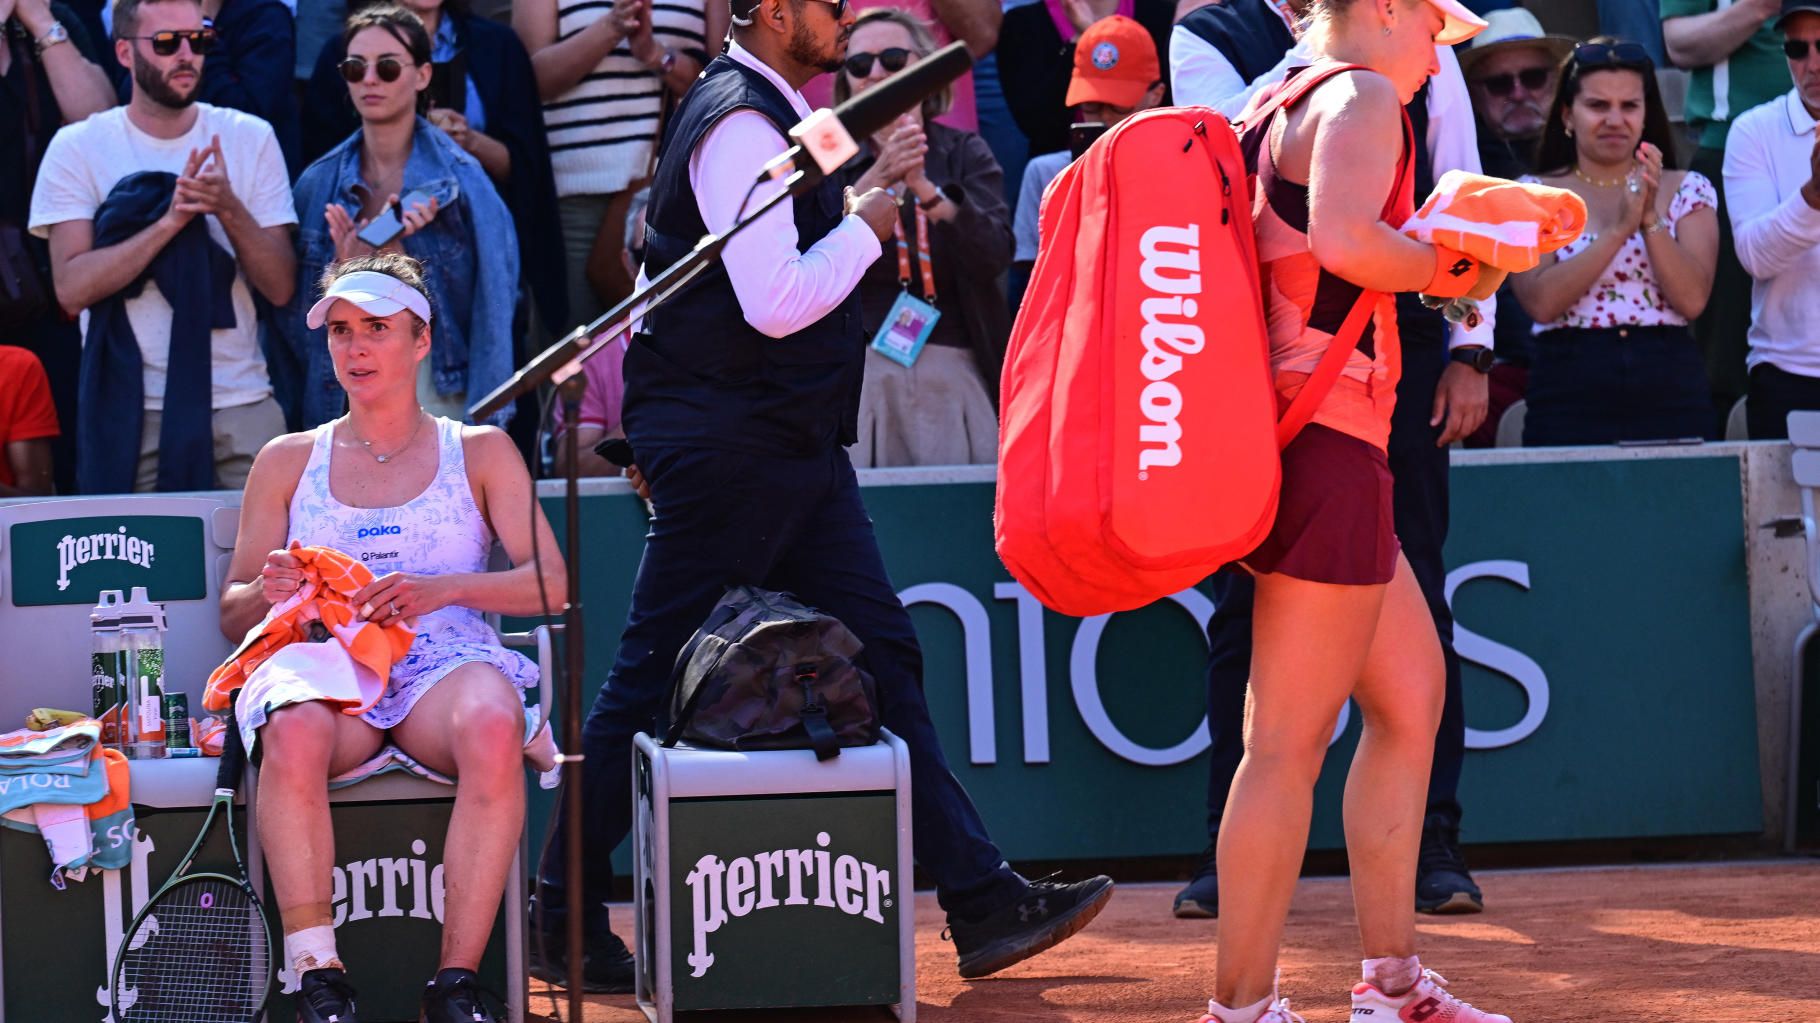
[305,270,434,330]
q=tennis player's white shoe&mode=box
[1194,996,1306,1023]
[1351,968,1512,1022]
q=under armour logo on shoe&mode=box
[1018,899,1048,922]
[1447,259,1473,277]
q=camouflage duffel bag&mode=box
[663,585,880,760]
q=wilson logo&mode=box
[684,831,892,979]
[57,528,155,592]
[356,525,404,539]
[1136,224,1204,477]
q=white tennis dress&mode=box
[239,416,539,748]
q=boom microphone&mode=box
[756,40,973,186]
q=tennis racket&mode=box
[111,710,273,1022]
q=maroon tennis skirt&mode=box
[1243,423,1398,585]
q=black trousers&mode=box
[1747,363,1820,440]
[1200,330,1465,841]
[537,443,1024,930]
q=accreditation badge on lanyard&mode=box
[870,202,941,368]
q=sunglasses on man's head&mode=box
[339,56,413,83]
[125,28,216,56]
[845,48,911,77]
[1784,39,1820,61]
[1474,66,1552,98]
[1573,41,1653,71]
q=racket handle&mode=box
[216,706,248,792]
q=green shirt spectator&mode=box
[1662,0,1790,151]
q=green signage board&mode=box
[664,794,900,1011]
[8,516,207,607]
[0,797,503,1023]
[527,453,1764,863]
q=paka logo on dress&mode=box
[57,527,155,592]
[1136,223,1205,476]
[684,831,892,978]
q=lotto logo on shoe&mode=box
[683,830,892,978]
[356,525,404,539]
[1135,223,1204,477]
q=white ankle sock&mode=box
[1206,992,1274,1023]
[285,924,344,974]
[1362,954,1421,997]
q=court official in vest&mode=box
[531,0,1115,992]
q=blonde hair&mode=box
[832,7,952,120]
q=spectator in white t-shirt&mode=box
[1724,3,1820,438]
[29,0,296,493]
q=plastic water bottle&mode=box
[89,591,126,748]
[118,586,168,760]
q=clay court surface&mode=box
[529,860,1820,1023]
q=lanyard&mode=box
[893,202,936,303]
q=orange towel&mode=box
[204,546,415,713]
[1402,170,1587,274]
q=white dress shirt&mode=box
[1724,88,1820,379]
[1170,29,1495,349]
[635,41,883,339]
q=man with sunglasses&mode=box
[531,0,1114,993]
[1664,0,1792,433]
[1720,1,1820,437]
[28,0,296,493]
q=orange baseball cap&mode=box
[1065,16,1161,110]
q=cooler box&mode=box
[632,730,914,1022]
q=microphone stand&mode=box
[467,163,826,1022]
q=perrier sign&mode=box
[665,794,901,1011]
[9,515,207,606]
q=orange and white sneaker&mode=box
[1351,969,1512,1023]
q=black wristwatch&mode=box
[1449,345,1494,373]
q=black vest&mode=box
[624,56,865,455]
[1177,0,1297,85]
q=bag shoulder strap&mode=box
[1264,68,1418,449]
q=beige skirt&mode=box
[852,344,999,468]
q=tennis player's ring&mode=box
[390,601,400,616]
[200,892,214,909]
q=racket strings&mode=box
[115,877,271,1023]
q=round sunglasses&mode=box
[1474,66,1552,98]
[123,29,216,56]
[845,47,911,78]
[339,55,416,83]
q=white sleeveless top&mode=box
[283,416,538,731]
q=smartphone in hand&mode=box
[356,188,438,249]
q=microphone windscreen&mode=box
[833,41,972,140]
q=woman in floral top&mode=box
[1511,38,1718,445]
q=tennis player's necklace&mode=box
[1572,165,1628,188]
[352,410,425,463]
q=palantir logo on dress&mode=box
[1136,224,1205,477]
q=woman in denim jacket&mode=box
[281,3,520,429]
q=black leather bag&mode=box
[663,585,881,761]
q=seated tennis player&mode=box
[220,253,564,1023]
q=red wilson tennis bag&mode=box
[995,65,1400,616]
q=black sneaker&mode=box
[297,967,358,1023]
[420,968,500,1023]
[1173,843,1219,919]
[946,875,1114,979]
[528,926,636,994]
[1416,812,1484,914]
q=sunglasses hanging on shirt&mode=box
[126,28,216,56]
[339,55,414,83]
[845,48,911,78]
